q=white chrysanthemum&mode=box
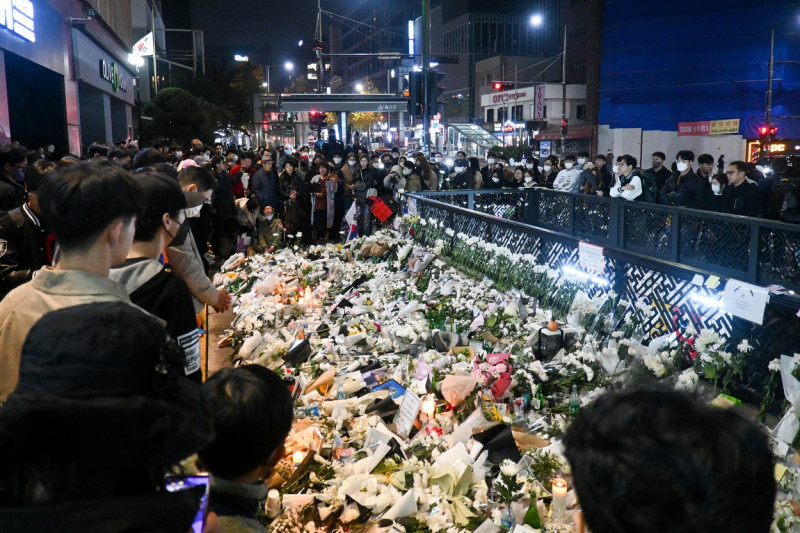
[737,339,753,353]
[695,329,720,353]
[769,358,781,372]
[499,459,517,477]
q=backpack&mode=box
[640,171,658,203]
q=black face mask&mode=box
[167,220,191,247]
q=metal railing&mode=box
[409,188,800,295]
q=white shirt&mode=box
[609,173,643,201]
[552,168,581,192]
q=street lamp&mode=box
[355,82,364,93]
[264,62,295,93]
[528,15,567,154]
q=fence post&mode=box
[525,188,538,226]
[749,221,760,285]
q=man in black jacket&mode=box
[719,160,760,217]
[658,150,704,209]
[0,145,27,216]
[0,160,57,300]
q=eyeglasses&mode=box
[725,170,738,175]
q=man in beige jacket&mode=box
[0,160,145,401]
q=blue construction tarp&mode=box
[599,0,800,138]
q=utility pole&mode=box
[315,0,324,93]
[151,1,158,95]
[560,24,566,156]
[765,25,775,128]
[421,0,431,156]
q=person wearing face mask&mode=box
[254,205,284,253]
[658,151,704,209]
[229,153,256,199]
[413,154,438,191]
[392,160,415,191]
[707,173,728,212]
[278,158,311,244]
[522,169,537,188]
[308,162,338,243]
[540,157,559,188]
[251,153,279,211]
[211,156,238,260]
[0,145,28,216]
[110,172,206,383]
[323,129,346,157]
[481,154,498,185]
[642,151,673,192]
[341,151,359,218]
[0,160,59,301]
[553,154,582,193]
[166,165,231,314]
[446,158,475,190]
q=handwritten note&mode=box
[393,391,422,438]
[578,241,605,272]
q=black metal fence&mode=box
[411,188,800,295]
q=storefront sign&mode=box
[502,120,515,133]
[99,60,129,92]
[492,91,527,104]
[677,119,740,136]
[540,140,552,158]
[534,85,544,120]
[0,0,35,42]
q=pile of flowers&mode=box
[213,218,799,533]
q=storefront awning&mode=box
[533,123,594,141]
[447,123,503,149]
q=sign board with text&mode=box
[677,119,740,136]
[578,241,605,272]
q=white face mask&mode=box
[711,184,721,194]
[433,156,442,163]
[454,166,465,173]
[543,165,552,172]
[402,168,412,176]
[333,157,342,164]
[524,176,533,183]
[492,177,500,183]
[266,214,274,221]
[285,148,293,155]
[526,163,534,169]
[46,144,54,153]
[348,159,356,165]
[375,162,384,169]
[577,158,587,165]
[564,162,574,170]
[175,151,183,158]
[183,205,203,218]
[487,158,495,165]
[676,161,689,172]
[612,164,620,174]
[509,158,516,166]
[203,154,210,161]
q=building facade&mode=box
[0,0,138,156]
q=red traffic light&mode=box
[770,126,778,136]
[309,110,317,116]
[759,126,769,136]
[493,82,502,90]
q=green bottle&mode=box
[523,494,542,528]
[568,385,581,417]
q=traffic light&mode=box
[759,125,779,138]
[308,111,325,131]
[561,118,568,137]
[492,81,513,91]
[407,70,442,118]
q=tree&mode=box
[348,81,381,141]
[141,87,208,145]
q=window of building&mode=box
[542,105,547,118]
[486,108,495,123]
[577,105,587,119]
[513,104,523,121]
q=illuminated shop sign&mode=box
[0,0,35,42]
[99,60,129,92]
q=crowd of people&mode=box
[0,138,782,532]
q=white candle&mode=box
[266,488,281,518]
[552,477,567,522]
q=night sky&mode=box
[191,0,351,64]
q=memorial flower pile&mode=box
[214,219,800,532]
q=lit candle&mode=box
[420,394,436,422]
[292,450,306,467]
[551,477,567,522]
